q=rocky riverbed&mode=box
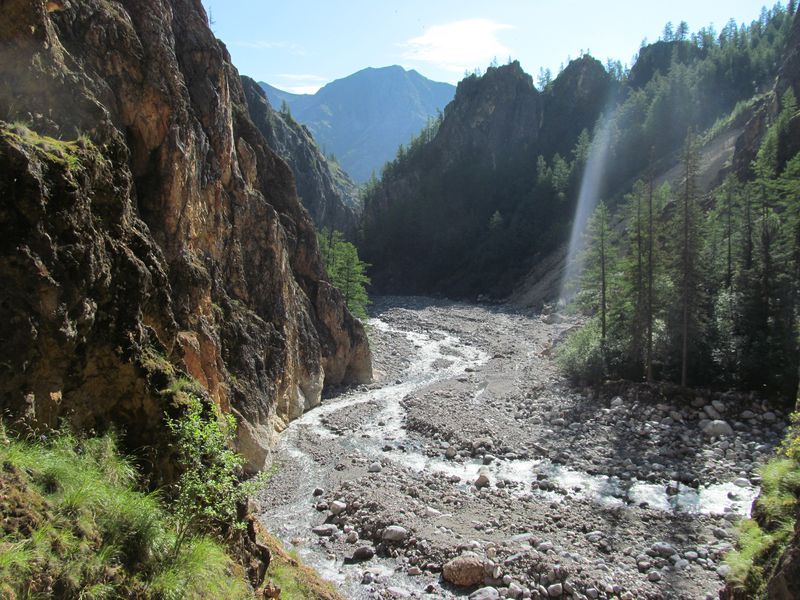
[257,297,789,599]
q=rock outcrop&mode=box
[361,59,609,298]
[733,11,800,178]
[0,0,371,472]
[241,76,361,238]
[361,61,544,297]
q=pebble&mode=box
[475,467,491,488]
[703,420,734,437]
[470,587,500,600]
[312,524,338,537]
[382,525,408,542]
[351,546,375,561]
[651,542,676,557]
[647,570,662,582]
[443,552,485,587]
[330,500,347,515]
[368,462,383,473]
[547,582,563,597]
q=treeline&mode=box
[606,3,795,190]
[562,92,800,401]
[318,229,370,319]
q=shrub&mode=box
[0,421,253,598]
[166,396,269,555]
[556,317,605,382]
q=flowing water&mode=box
[259,312,759,597]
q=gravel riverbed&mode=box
[257,297,788,599]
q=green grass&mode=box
[3,121,90,172]
[724,422,800,598]
[260,532,344,600]
[0,424,252,599]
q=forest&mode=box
[562,92,800,400]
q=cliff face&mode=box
[733,11,800,178]
[0,0,371,472]
[361,61,543,296]
[241,76,361,238]
[540,55,612,159]
[361,59,612,297]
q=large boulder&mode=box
[443,552,485,587]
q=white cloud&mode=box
[270,74,329,95]
[402,19,514,74]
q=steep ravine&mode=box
[258,298,786,599]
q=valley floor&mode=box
[257,297,789,599]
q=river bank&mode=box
[257,297,789,599]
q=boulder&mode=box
[703,420,734,437]
[443,552,485,587]
[382,526,409,542]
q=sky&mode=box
[200,1,778,94]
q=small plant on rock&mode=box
[166,396,268,555]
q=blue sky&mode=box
[200,1,778,93]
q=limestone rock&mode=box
[703,420,734,437]
[0,0,372,476]
[382,526,408,542]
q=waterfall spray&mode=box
[559,113,616,302]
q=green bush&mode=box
[556,317,605,382]
[724,424,800,598]
[166,396,269,555]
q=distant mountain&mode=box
[260,66,455,183]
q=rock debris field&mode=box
[257,297,789,599]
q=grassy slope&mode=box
[724,416,800,597]
[0,426,251,599]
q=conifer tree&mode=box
[580,202,613,351]
[318,229,371,319]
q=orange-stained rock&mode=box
[0,0,371,474]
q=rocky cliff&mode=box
[0,0,371,473]
[360,59,607,297]
[242,76,361,238]
[733,11,800,178]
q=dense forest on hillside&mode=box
[360,3,796,299]
[562,94,800,399]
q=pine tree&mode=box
[317,229,371,319]
[671,130,704,387]
[580,202,613,352]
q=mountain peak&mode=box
[259,66,455,182]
